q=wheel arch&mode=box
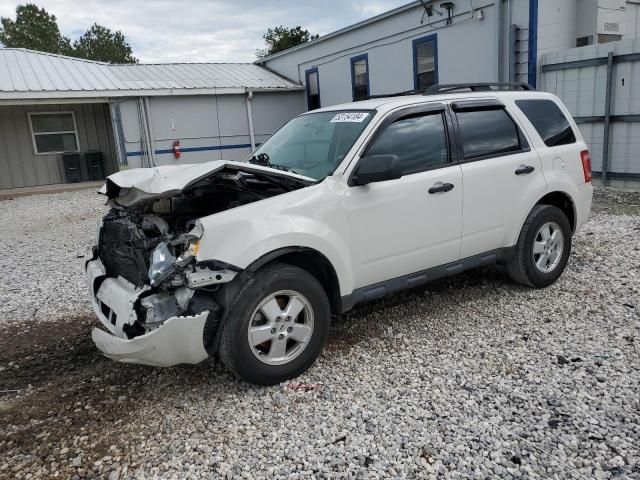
[535,191,576,232]
[246,247,343,315]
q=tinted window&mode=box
[456,109,522,160]
[516,99,576,147]
[366,112,448,175]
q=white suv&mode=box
[86,84,593,385]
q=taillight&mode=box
[580,150,592,183]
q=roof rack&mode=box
[364,88,428,100]
[360,83,535,101]
[425,82,535,94]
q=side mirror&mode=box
[350,154,402,186]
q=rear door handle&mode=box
[428,182,454,194]
[515,165,535,175]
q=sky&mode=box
[0,0,411,63]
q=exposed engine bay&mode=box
[94,165,311,341]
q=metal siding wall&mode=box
[264,0,502,107]
[541,38,640,175]
[119,93,305,167]
[149,96,223,165]
[218,95,250,160]
[251,91,306,136]
[0,103,118,189]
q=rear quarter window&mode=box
[516,99,576,147]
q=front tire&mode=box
[507,205,572,288]
[219,263,331,385]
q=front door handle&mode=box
[428,182,454,194]
[515,165,535,175]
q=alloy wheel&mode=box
[247,290,315,366]
[532,221,565,273]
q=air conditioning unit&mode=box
[603,22,620,32]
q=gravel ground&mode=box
[0,187,639,479]
[0,189,108,322]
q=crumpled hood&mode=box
[100,160,315,207]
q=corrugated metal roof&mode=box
[0,48,302,100]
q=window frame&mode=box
[28,111,80,155]
[450,103,531,164]
[347,103,456,185]
[350,53,370,102]
[412,34,439,91]
[305,67,321,111]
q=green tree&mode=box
[0,4,72,55]
[256,26,319,57]
[73,23,137,63]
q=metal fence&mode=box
[540,38,640,181]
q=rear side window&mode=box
[366,112,448,175]
[456,109,523,160]
[516,99,576,147]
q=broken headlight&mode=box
[148,242,176,286]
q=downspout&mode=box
[143,97,157,166]
[109,102,127,168]
[497,0,505,81]
[246,89,256,152]
[527,0,539,88]
[136,98,150,168]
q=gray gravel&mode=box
[1,187,639,479]
[0,189,108,322]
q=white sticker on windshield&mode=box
[330,112,370,123]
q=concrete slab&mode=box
[0,181,104,200]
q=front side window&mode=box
[306,68,321,110]
[248,110,373,181]
[366,112,449,175]
[351,54,369,101]
[29,112,79,154]
[456,108,523,160]
[413,35,438,91]
[516,99,576,147]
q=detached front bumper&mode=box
[86,258,209,367]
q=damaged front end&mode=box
[86,161,313,367]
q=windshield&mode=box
[247,110,374,181]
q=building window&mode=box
[29,112,79,154]
[350,54,370,101]
[305,67,321,110]
[413,34,438,91]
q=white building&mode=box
[257,0,640,108]
[2,1,639,190]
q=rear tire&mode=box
[219,263,330,385]
[507,205,572,288]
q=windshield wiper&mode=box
[249,153,297,174]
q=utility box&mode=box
[85,151,105,181]
[61,152,82,183]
